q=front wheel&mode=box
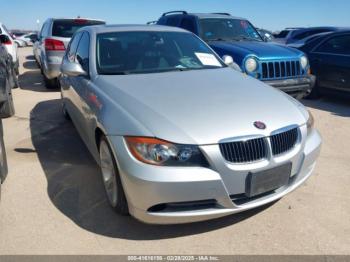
[0,133,8,182]
[0,77,15,118]
[99,136,129,215]
[0,121,8,199]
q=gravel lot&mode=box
[0,47,349,255]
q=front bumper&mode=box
[264,75,316,97]
[108,127,321,224]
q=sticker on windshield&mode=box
[195,53,221,67]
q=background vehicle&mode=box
[277,27,341,45]
[287,32,332,49]
[256,28,274,42]
[60,25,321,224]
[0,34,19,88]
[0,41,16,198]
[157,11,315,99]
[298,30,350,98]
[0,23,19,78]
[273,28,303,44]
[33,18,105,88]
[13,38,26,48]
[16,33,38,46]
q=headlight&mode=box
[125,137,209,167]
[300,56,308,69]
[245,57,258,73]
[307,110,314,135]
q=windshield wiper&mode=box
[234,35,261,42]
[207,37,229,42]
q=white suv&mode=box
[0,23,19,81]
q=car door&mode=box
[310,34,350,91]
[67,31,93,144]
[60,31,83,120]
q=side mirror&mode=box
[0,34,11,44]
[222,55,234,66]
[222,55,242,72]
[263,33,273,42]
[61,59,87,77]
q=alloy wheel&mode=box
[99,140,118,207]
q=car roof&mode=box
[316,29,350,37]
[46,17,105,23]
[82,24,189,34]
[190,13,246,20]
[159,11,246,20]
[293,26,342,33]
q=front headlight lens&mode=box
[307,110,314,135]
[300,56,309,69]
[125,137,209,167]
[245,57,258,73]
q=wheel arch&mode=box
[94,126,107,152]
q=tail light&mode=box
[3,38,12,45]
[45,38,65,51]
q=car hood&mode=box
[97,68,307,145]
[209,40,303,60]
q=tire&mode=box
[14,61,19,76]
[35,57,40,68]
[0,76,15,119]
[43,74,58,89]
[62,102,71,121]
[99,136,129,215]
[11,67,19,89]
[0,122,8,185]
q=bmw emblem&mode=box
[254,121,266,130]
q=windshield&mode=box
[96,31,225,75]
[274,30,291,38]
[52,19,105,38]
[199,18,263,42]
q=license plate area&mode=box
[246,163,292,198]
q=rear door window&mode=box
[52,19,104,38]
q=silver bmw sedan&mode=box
[59,24,321,224]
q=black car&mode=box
[279,27,341,45]
[0,35,16,197]
[298,30,350,98]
